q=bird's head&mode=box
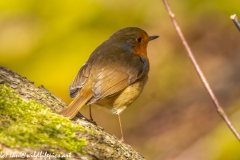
[109,27,159,58]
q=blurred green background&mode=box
[0,0,240,159]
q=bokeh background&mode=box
[0,0,240,159]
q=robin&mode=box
[60,27,159,141]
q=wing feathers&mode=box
[69,63,90,98]
[88,69,130,103]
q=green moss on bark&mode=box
[0,85,87,153]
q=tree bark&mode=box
[0,66,145,160]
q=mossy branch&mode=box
[0,66,145,160]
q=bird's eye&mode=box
[136,37,142,43]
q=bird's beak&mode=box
[148,35,159,41]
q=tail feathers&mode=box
[60,92,92,119]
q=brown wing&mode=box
[86,53,150,104]
[87,68,137,104]
[69,63,91,98]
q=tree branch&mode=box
[162,0,240,141]
[0,66,145,160]
[230,14,240,31]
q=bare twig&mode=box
[230,14,240,31]
[162,0,240,141]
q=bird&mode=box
[60,27,159,141]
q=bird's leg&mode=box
[118,114,124,142]
[85,105,97,125]
[89,104,93,121]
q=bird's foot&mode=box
[120,136,124,142]
[75,112,97,125]
[88,118,97,125]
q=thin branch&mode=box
[230,14,240,31]
[162,0,240,141]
